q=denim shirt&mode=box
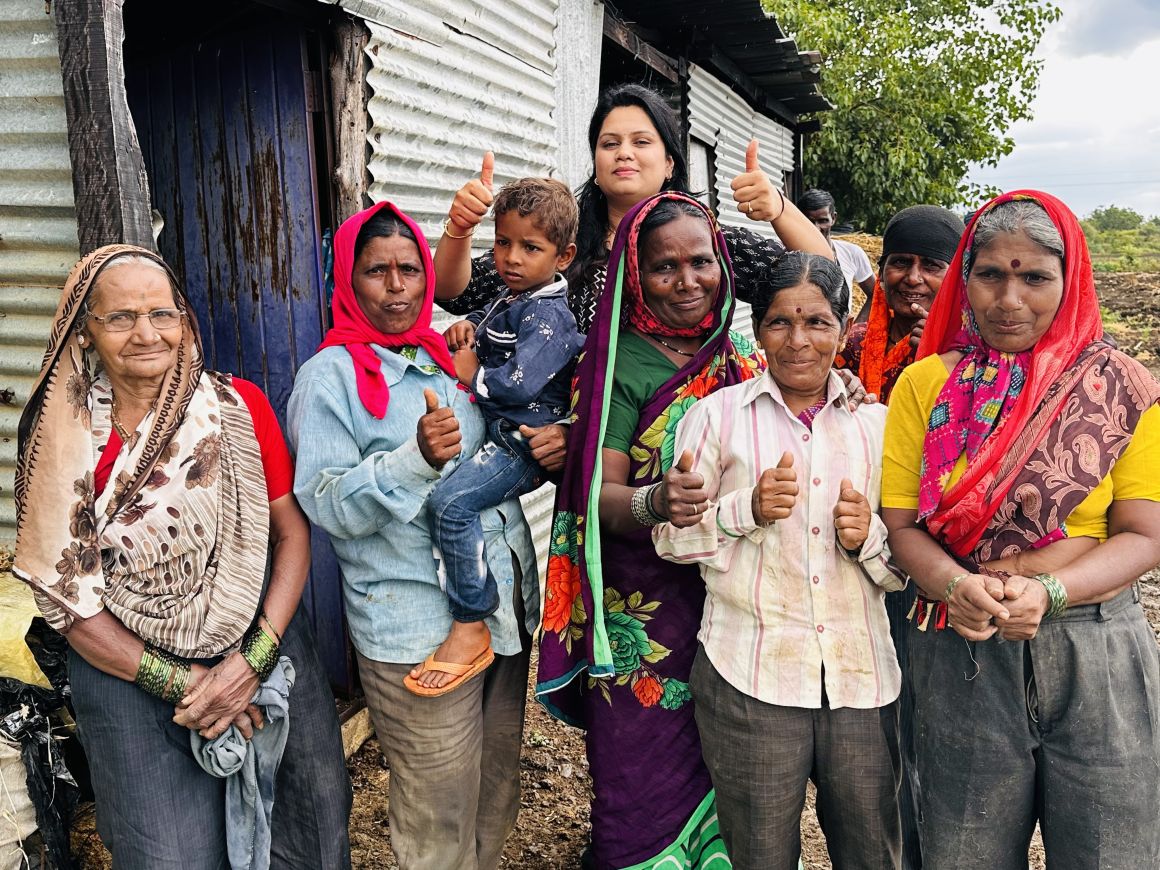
[467,275,584,428]
[286,345,539,663]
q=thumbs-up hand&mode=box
[832,477,871,551]
[730,138,786,224]
[445,152,495,236]
[658,449,710,529]
[417,387,462,469]
[752,451,798,525]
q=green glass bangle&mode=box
[240,624,280,681]
[164,661,191,704]
[1033,573,1069,619]
[135,645,171,698]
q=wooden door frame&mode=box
[54,0,154,254]
[54,0,370,256]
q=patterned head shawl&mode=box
[318,200,458,418]
[537,191,761,694]
[15,245,270,656]
[621,203,719,338]
[914,190,1104,555]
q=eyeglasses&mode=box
[86,308,184,333]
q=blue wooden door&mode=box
[126,19,351,690]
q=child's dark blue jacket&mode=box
[467,274,584,429]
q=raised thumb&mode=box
[776,450,794,469]
[745,138,760,173]
[481,151,495,190]
[676,449,694,473]
[839,478,854,497]
[423,388,440,413]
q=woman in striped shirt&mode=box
[655,251,905,870]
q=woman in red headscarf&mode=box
[881,191,1160,868]
[287,201,541,869]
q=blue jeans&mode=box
[429,419,544,622]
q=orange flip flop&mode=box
[403,647,495,697]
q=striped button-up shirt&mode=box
[653,370,903,709]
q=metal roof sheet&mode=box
[609,0,831,118]
[0,0,79,544]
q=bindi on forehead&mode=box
[1011,259,1021,269]
[795,307,802,313]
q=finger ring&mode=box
[744,201,752,214]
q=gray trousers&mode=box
[69,608,353,870]
[691,646,902,870]
[356,622,531,870]
[909,586,1160,869]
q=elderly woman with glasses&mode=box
[14,246,352,870]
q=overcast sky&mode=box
[965,0,1160,219]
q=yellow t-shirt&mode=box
[882,354,1160,542]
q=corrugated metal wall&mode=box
[687,62,795,344]
[351,0,558,250]
[0,0,80,545]
[687,63,794,235]
[346,0,562,570]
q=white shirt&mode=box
[834,238,874,288]
[653,370,903,709]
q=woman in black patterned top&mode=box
[433,83,833,334]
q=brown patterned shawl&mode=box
[969,341,1160,566]
[14,244,269,657]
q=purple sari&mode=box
[535,193,762,868]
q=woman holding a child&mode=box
[287,200,541,870]
[432,83,831,333]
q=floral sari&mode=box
[536,193,762,868]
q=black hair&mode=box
[493,177,579,251]
[750,251,849,326]
[354,211,417,260]
[568,84,689,288]
[635,199,710,269]
[796,189,835,215]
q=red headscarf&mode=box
[623,201,720,338]
[914,190,1103,555]
[319,201,457,418]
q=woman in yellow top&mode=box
[881,191,1160,869]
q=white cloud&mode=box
[1058,0,1160,56]
[966,0,1160,218]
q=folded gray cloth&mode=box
[191,656,295,870]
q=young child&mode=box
[406,177,584,696]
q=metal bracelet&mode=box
[630,483,663,527]
[441,217,474,239]
[944,572,969,603]
[1033,573,1069,619]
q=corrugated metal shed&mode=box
[0,0,80,545]
[687,63,795,344]
[343,0,562,570]
[611,0,830,117]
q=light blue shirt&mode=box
[287,345,539,663]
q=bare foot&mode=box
[410,621,491,689]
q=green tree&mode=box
[765,0,1060,231]
[1088,205,1144,232]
